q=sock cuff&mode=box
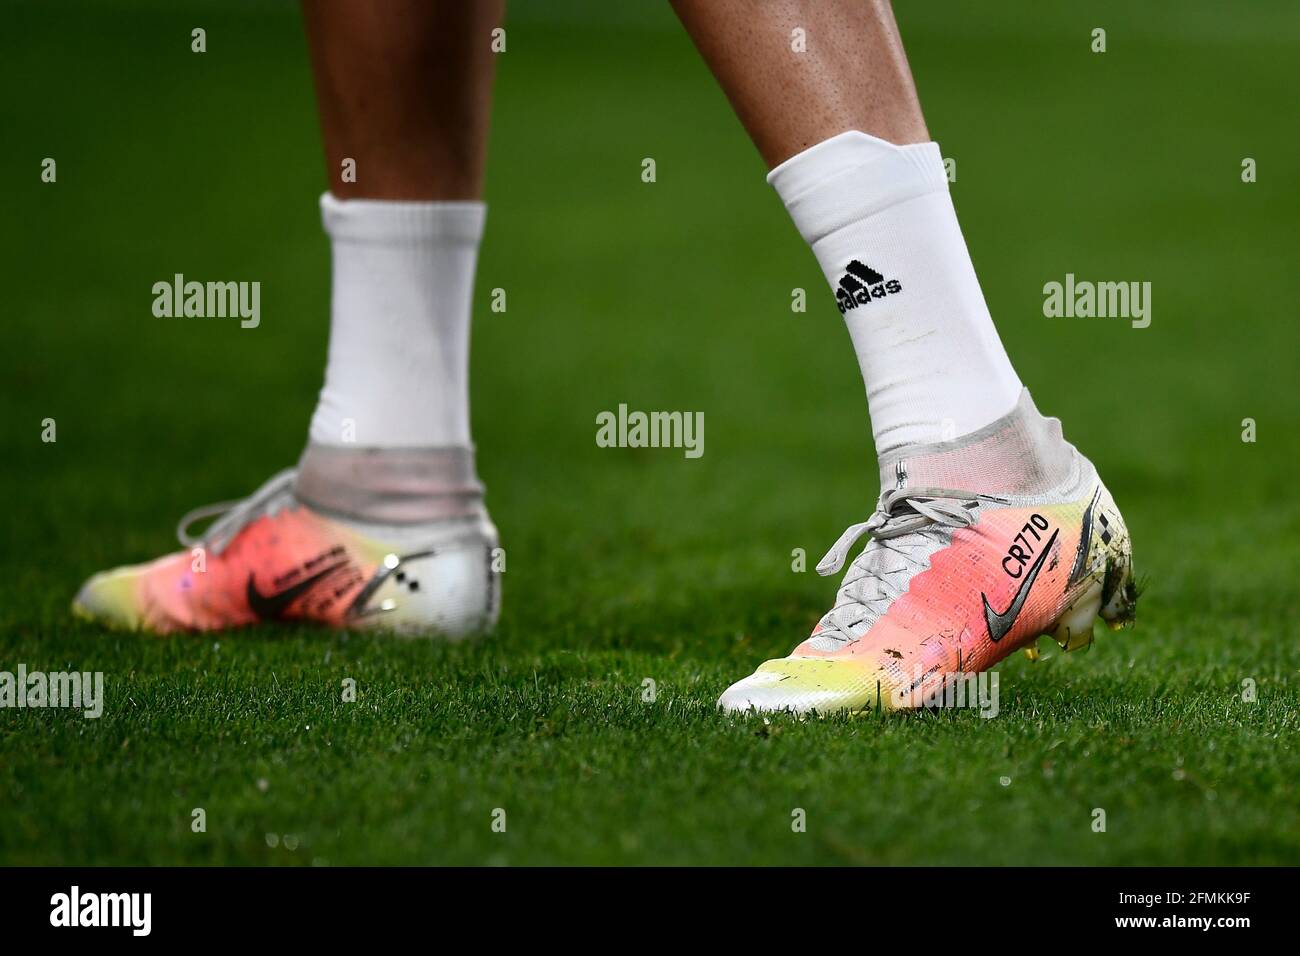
[876,389,1076,498]
[320,193,486,246]
[295,442,486,524]
[768,131,948,245]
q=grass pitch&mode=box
[2,0,1299,865]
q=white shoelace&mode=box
[810,487,998,647]
[175,469,298,556]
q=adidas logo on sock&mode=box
[834,260,903,314]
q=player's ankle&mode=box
[768,129,1022,456]
[308,193,485,451]
[294,442,488,525]
[876,389,1079,498]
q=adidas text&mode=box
[834,259,903,313]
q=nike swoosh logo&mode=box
[1067,487,1101,587]
[982,528,1059,643]
[246,562,347,620]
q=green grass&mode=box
[2,0,1298,865]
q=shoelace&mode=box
[175,469,298,555]
[810,487,995,647]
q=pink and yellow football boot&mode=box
[719,392,1137,714]
[73,446,499,638]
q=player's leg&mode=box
[302,0,495,202]
[672,0,1136,712]
[74,0,505,637]
[672,0,927,164]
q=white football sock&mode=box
[309,193,485,449]
[769,130,1022,456]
